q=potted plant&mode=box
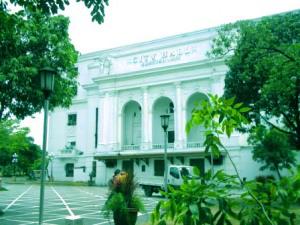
[103,171,144,225]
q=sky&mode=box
[20,0,300,146]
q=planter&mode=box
[113,208,138,225]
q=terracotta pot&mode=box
[113,208,138,225]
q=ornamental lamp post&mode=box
[39,67,57,225]
[160,114,170,192]
[12,153,18,181]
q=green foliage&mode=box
[249,126,296,178]
[153,95,300,225]
[186,94,249,157]
[1,0,109,24]
[239,168,300,225]
[209,10,300,149]
[103,172,145,217]
[151,169,240,225]
[0,10,78,121]
[0,120,41,175]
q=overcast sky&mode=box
[21,0,300,146]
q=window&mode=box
[170,167,179,179]
[67,114,77,126]
[154,160,164,176]
[105,159,117,168]
[169,102,174,113]
[141,165,146,172]
[65,163,74,177]
[168,131,175,143]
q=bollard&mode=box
[65,215,83,225]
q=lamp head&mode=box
[160,114,170,132]
[40,67,57,99]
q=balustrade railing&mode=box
[121,145,140,151]
[60,147,83,155]
[152,143,174,149]
[186,142,204,148]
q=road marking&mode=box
[77,188,106,199]
[93,220,113,225]
[51,186,75,217]
[3,185,33,212]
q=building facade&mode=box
[48,27,265,185]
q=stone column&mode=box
[175,82,184,149]
[104,91,119,151]
[148,106,153,150]
[86,96,98,154]
[117,110,122,150]
[142,87,150,149]
[102,92,110,149]
[182,106,187,149]
[110,91,119,151]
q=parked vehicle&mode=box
[139,165,198,197]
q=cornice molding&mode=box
[72,98,88,105]
[92,57,225,84]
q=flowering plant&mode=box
[103,171,144,225]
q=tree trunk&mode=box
[275,165,282,180]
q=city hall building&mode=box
[48,27,263,185]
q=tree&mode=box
[0,120,41,175]
[248,126,296,179]
[0,10,78,121]
[18,137,42,175]
[0,0,109,24]
[209,10,300,149]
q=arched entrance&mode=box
[186,93,208,148]
[122,101,142,150]
[152,97,175,149]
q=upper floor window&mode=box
[169,102,174,113]
[69,141,76,148]
[67,114,77,126]
[168,131,175,143]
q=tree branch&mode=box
[260,46,296,63]
[220,143,274,225]
[259,113,295,136]
[280,110,297,131]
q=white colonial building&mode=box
[48,27,266,185]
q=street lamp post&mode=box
[160,114,170,191]
[39,67,57,225]
[12,153,18,181]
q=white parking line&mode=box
[93,220,114,225]
[77,188,106,200]
[3,185,33,212]
[51,186,75,217]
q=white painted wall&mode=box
[47,27,278,184]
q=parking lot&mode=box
[0,184,161,225]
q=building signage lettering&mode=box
[128,45,198,67]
